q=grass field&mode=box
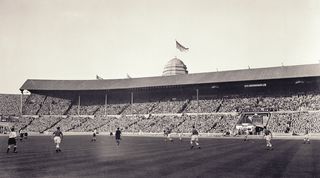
[0,135,319,178]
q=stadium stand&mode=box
[1,63,319,134]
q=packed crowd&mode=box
[1,92,320,134]
[184,99,222,113]
[95,104,129,115]
[4,111,320,134]
[268,112,320,134]
[38,96,72,115]
[23,94,46,115]
[0,94,26,115]
[121,102,156,115]
[47,116,89,132]
[71,116,115,132]
[12,116,35,131]
[25,116,63,133]
[150,100,188,114]
[13,92,320,117]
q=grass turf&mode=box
[0,136,319,178]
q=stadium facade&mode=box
[20,63,320,104]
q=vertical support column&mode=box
[196,88,199,127]
[105,91,108,116]
[131,92,134,104]
[20,90,23,115]
[196,89,199,112]
[78,95,81,115]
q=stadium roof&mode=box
[20,63,320,91]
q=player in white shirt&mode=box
[7,127,18,153]
[177,129,183,142]
[303,128,310,144]
[244,128,249,142]
[263,126,273,150]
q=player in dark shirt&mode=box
[115,128,121,146]
[91,129,97,142]
[53,127,63,152]
[190,126,200,149]
[164,128,173,142]
[19,129,24,141]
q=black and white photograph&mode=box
[1,0,320,177]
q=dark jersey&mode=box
[192,129,199,135]
[264,129,271,136]
[305,129,309,134]
[115,130,121,139]
[53,130,63,137]
[164,129,171,135]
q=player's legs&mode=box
[168,134,173,142]
[7,145,11,153]
[13,145,17,153]
[190,138,194,149]
[92,133,96,142]
[266,139,272,150]
[304,135,310,144]
[54,137,61,152]
[195,137,200,149]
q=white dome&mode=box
[162,57,188,76]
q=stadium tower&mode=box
[162,57,188,76]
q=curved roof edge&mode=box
[20,63,320,91]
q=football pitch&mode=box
[0,135,319,178]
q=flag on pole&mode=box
[176,40,189,52]
[96,75,103,80]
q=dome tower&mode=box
[162,57,188,76]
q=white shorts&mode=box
[54,136,61,144]
[191,135,199,142]
[265,135,271,141]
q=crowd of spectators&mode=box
[15,92,320,116]
[68,105,101,115]
[70,116,114,132]
[99,115,143,132]
[0,94,26,116]
[150,99,188,114]
[299,93,320,111]
[121,102,156,115]
[23,94,46,115]
[12,116,35,131]
[2,92,320,134]
[94,104,129,115]
[38,96,72,115]
[184,99,222,113]
[47,116,89,132]
[268,112,320,134]
[25,115,63,133]
[90,114,238,133]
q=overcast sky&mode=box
[1,0,320,94]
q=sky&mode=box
[1,0,320,94]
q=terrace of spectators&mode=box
[1,63,319,134]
